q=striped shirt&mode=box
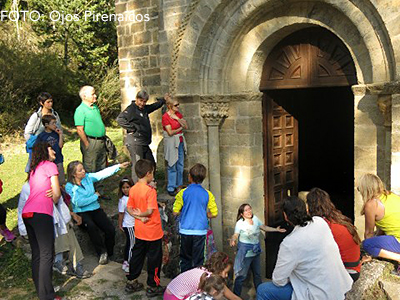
[167,267,211,299]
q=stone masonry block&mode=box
[134,31,152,44]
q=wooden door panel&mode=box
[264,96,298,226]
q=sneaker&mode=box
[391,265,400,276]
[98,253,108,265]
[146,285,165,297]
[167,190,176,197]
[0,227,16,242]
[122,261,129,273]
[73,263,92,279]
[53,261,68,275]
[125,279,144,293]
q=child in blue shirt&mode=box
[36,114,65,184]
[173,163,218,272]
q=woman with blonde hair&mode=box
[161,97,188,196]
[357,174,400,273]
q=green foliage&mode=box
[93,61,121,125]
[0,23,81,133]
[28,0,117,78]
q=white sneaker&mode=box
[98,253,108,265]
[122,261,129,273]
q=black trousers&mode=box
[24,213,55,300]
[127,237,162,287]
[78,208,115,256]
[0,203,6,225]
[180,234,206,273]
[123,226,135,262]
[125,133,155,182]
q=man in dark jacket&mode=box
[117,90,169,182]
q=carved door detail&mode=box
[263,95,298,226]
[260,27,357,90]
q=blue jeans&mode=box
[233,254,262,296]
[257,282,293,300]
[167,142,184,192]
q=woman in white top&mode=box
[257,196,353,300]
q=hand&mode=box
[84,141,90,149]
[55,128,62,135]
[140,217,149,223]
[164,93,171,101]
[276,226,287,233]
[119,225,124,232]
[119,162,130,169]
[72,213,82,226]
[132,208,141,216]
[45,189,53,198]
[229,238,237,247]
[95,192,101,197]
[170,114,179,120]
[148,180,157,189]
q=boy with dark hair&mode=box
[173,163,218,272]
[36,114,65,184]
[125,159,165,297]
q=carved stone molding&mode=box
[200,102,229,126]
[352,81,400,96]
[377,95,392,127]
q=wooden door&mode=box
[263,95,298,226]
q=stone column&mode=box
[201,101,229,252]
[391,94,400,194]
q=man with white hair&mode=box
[74,86,107,179]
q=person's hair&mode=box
[166,98,176,110]
[119,176,134,198]
[307,188,361,245]
[66,160,83,185]
[236,203,253,221]
[357,174,389,215]
[136,90,149,100]
[198,273,225,297]
[79,85,94,100]
[41,114,56,127]
[189,163,207,183]
[37,92,52,105]
[204,252,232,275]
[283,196,312,227]
[29,142,51,177]
[135,159,154,179]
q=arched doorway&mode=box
[261,27,357,277]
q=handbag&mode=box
[206,223,218,260]
[105,135,118,161]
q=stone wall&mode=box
[117,0,400,273]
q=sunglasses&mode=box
[174,104,180,107]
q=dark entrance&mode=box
[260,27,357,277]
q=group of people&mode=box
[11,85,189,300]
[1,84,399,300]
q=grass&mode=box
[0,126,131,232]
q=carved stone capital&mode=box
[200,101,229,126]
[377,95,392,127]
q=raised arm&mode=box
[88,162,129,183]
[260,224,286,233]
[146,96,166,114]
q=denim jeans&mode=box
[233,254,262,296]
[167,142,184,192]
[256,282,293,300]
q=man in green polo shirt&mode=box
[74,86,107,174]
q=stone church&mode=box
[116,0,400,275]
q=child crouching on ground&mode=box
[164,252,241,300]
[125,159,165,297]
[187,273,226,300]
